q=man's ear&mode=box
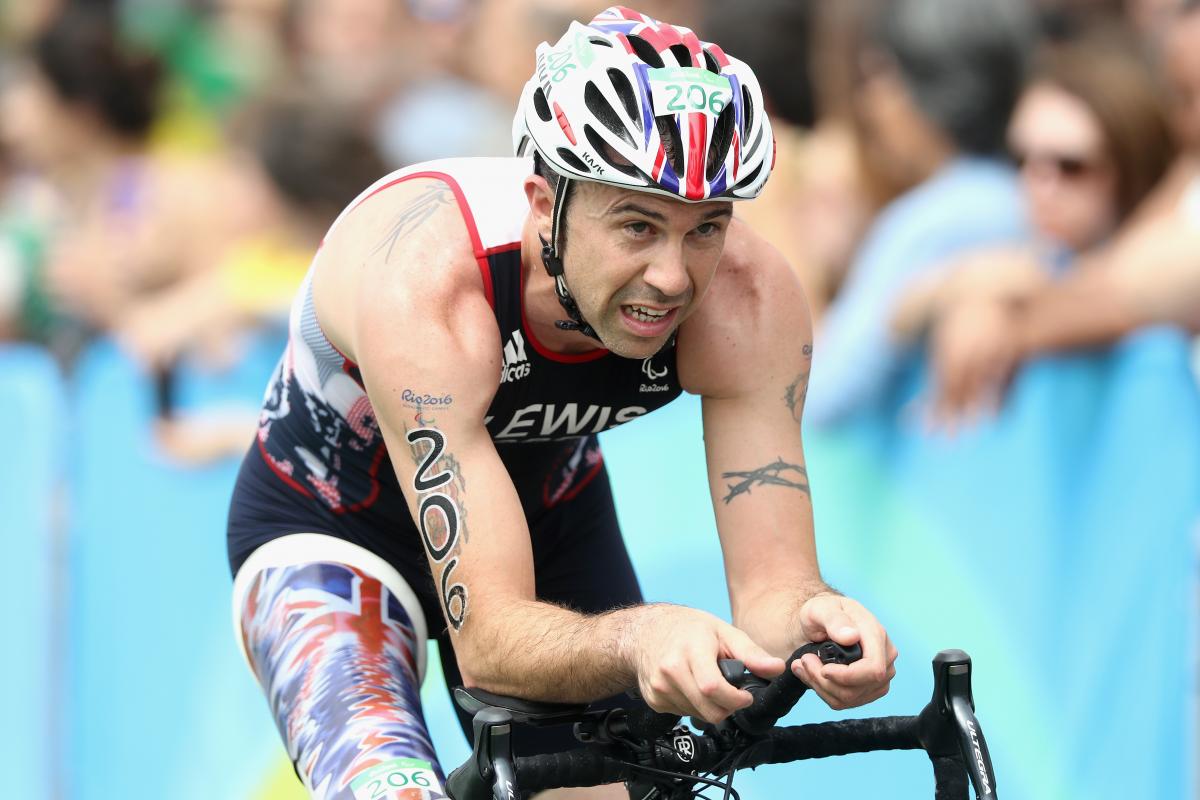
[523,174,554,242]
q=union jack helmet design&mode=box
[513,5,774,202]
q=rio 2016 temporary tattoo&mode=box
[401,389,453,409]
[405,426,469,630]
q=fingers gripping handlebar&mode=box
[724,641,863,735]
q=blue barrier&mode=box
[63,336,290,800]
[0,345,65,799]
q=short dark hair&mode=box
[33,7,162,140]
[874,0,1034,155]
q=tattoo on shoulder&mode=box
[371,183,454,263]
[404,421,470,631]
[721,458,810,504]
[783,344,814,425]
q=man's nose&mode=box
[642,243,690,299]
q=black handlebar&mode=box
[513,715,930,793]
[448,645,994,800]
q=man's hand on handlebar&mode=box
[792,592,898,710]
[627,605,785,724]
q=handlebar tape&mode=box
[514,748,628,793]
[931,756,971,800]
[732,641,862,736]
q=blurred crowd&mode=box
[0,0,1198,451]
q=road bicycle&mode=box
[445,644,997,799]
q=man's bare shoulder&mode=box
[313,176,498,362]
[679,218,812,398]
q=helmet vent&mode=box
[555,147,590,174]
[589,36,614,47]
[731,162,763,192]
[626,34,664,68]
[585,80,635,147]
[744,123,764,161]
[702,49,721,75]
[584,124,651,181]
[669,44,693,68]
[654,116,684,176]
[607,68,642,133]
[706,103,736,180]
[533,87,553,122]
[741,84,755,139]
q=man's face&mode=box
[558,182,733,359]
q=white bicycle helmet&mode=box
[514,5,775,203]
[514,6,775,342]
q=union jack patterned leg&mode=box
[239,562,446,799]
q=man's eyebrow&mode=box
[609,202,668,221]
[609,202,734,222]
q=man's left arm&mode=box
[681,223,896,710]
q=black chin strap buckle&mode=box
[540,235,565,278]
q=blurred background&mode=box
[1,0,1198,797]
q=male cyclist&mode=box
[229,7,897,799]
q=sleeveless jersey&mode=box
[247,156,684,540]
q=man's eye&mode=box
[625,221,652,235]
[694,222,721,236]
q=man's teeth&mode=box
[627,305,669,323]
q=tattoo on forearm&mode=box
[372,184,453,263]
[783,343,814,425]
[405,424,469,630]
[721,458,810,504]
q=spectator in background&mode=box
[699,0,876,323]
[115,88,389,370]
[804,0,1034,428]
[281,0,416,113]
[116,88,389,462]
[900,15,1195,423]
[374,0,513,166]
[0,5,260,358]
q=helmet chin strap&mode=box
[539,174,603,343]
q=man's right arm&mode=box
[328,179,777,721]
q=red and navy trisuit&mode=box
[227,157,684,748]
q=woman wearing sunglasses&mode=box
[893,26,1178,425]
